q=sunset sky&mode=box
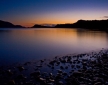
[0,0,108,27]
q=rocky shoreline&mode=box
[0,49,108,85]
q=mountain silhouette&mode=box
[15,25,25,28]
[0,20,25,28]
[32,24,50,28]
[55,19,108,31]
[1,19,108,30]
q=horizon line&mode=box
[1,19,108,28]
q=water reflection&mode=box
[76,29,108,45]
[0,28,108,65]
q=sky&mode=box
[0,0,108,27]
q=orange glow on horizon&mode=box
[13,19,76,27]
[8,9,107,27]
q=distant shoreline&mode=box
[0,19,108,31]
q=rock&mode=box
[30,71,41,77]
[36,65,42,67]
[73,61,76,64]
[17,66,25,71]
[105,82,108,85]
[82,62,87,65]
[55,56,57,59]
[76,65,80,68]
[51,66,54,69]
[55,74,63,80]
[49,73,53,76]
[72,71,82,77]
[49,79,55,82]
[57,81,64,85]
[65,66,68,69]
[47,83,54,85]
[39,77,46,81]
[43,72,48,76]
[40,60,44,63]
[57,61,60,65]
[71,65,75,68]
[34,67,39,71]
[47,64,51,67]
[57,69,63,73]
[7,69,13,76]
[17,74,27,80]
[67,57,71,62]
[8,80,15,85]
[94,82,102,85]
[24,62,31,65]
[59,58,66,63]
[69,61,72,64]
[25,82,34,85]
[49,60,56,66]
[77,61,81,64]
[60,66,64,69]
[63,72,67,76]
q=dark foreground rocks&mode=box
[0,49,108,85]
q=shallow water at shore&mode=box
[0,49,108,85]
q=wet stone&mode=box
[57,61,60,65]
[47,83,54,85]
[94,82,102,85]
[6,69,13,76]
[8,80,15,85]
[49,73,53,76]
[60,66,64,69]
[71,65,75,68]
[36,65,42,68]
[51,66,54,69]
[30,71,41,77]
[72,71,82,77]
[39,77,46,81]
[24,62,31,65]
[63,72,68,76]
[17,66,25,71]
[40,60,44,63]
[65,66,68,69]
[17,74,27,80]
[57,69,63,73]
[57,81,64,85]
[25,82,34,85]
[49,79,55,82]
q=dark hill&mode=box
[32,24,50,28]
[15,25,25,28]
[0,20,25,28]
[55,19,108,31]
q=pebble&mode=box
[17,66,25,71]
[8,80,15,85]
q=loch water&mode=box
[0,28,108,65]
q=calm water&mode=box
[0,28,108,65]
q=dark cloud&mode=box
[103,16,108,18]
